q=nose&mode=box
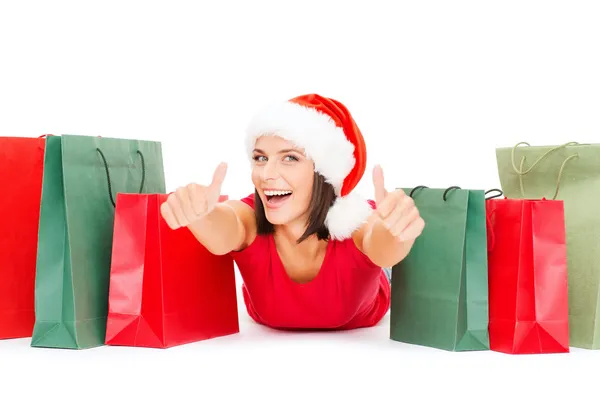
[262,159,279,181]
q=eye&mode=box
[253,155,267,162]
[283,155,299,162]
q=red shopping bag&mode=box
[105,193,239,348]
[0,136,45,339]
[486,197,570,354]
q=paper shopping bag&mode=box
[0,136,45,339]
[104,193,239,348]
[31,134,165,349]
[390,186,489,351]
[496,141,600,349]
[486,197,570,354]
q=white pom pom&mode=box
[325,193,374,240]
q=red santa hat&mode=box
[245,93,373,240]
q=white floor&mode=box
[1,277,597,402]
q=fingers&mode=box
[396,216,425,241]
[388,206,420,238]
[175,186,197,225]
[166,189,189,227]
[369,163,425,242]
[160,185,206,229]
[382,196,416,235]
[375,189,424,241]
[160,194,185,229]
[209,162,227,195]
[160,202,179,230]
[188,183,207,216]
[372,164,387,206]
[158,162,227,230]
[376,188,406,218]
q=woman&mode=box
[160,94,424,330]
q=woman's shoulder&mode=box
[223,192,256,213]
[333,235,381,270]
[237,193,256,209]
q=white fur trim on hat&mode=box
[325,192,374,240]
[245,100,355,195]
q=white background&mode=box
[1,0,599,401]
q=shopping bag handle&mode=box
[510,141,580,200]
[486,207,496,251]
[408,185,428,198]
[483,189,504,251]
[442,186,461,201]
[407,186,502,249]
[407,186,459,200]
[407,186,503,200]
[442,186,505,200]
[485,188,503,199]
[96,148,146,207]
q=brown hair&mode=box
[254,172,336,243]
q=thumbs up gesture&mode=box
[160,162,228,230]
[372,165,424,242]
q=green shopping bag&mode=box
[496,141,600,350]
[31,134,166,349]
[390,186,491,351]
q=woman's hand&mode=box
[372,164,425,242]
[160,162,228,230]
[359,165,425,268]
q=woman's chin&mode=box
[265,212,290,226]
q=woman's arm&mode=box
[187,200,256,255]
[160,162,257,256]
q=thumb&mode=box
[372,164,387,206]
[208,162,228,195]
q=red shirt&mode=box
[229,194,390,330]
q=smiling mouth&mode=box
[264,190,293,206]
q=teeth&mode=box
[264,190,292,196]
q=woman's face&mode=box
[251,135,315,226]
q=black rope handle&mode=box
[442,186,461,201]
[97,148,146,207]
[409,185,428,197]
[409,185,502,202]
[409,185,462,201]
[485,188,503,199]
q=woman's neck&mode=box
[274,220,306,243]
[273,220,324,254]
[272,221,328,283]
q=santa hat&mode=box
[245,93,373,240]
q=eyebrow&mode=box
[253,148,302,154]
